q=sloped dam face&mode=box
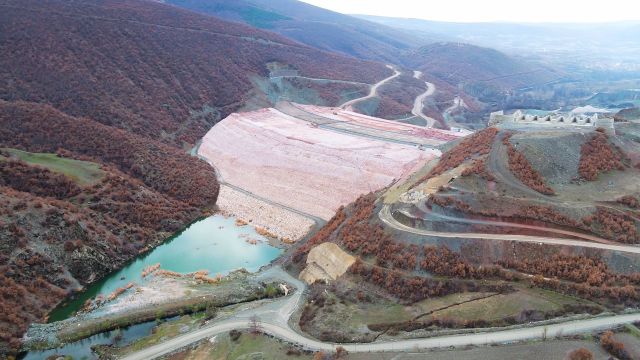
[48,214,282,322]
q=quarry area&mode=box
[198,104,458,228]
[299,243,356,285]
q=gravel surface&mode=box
[511,131,587,185]
[199,107,437,219]
[216,185,314,242]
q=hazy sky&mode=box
[300,0,640,23]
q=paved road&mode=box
[411,71,437,128]
[379,205,640,255]
[122,305,640,359]
[341,65,401,110]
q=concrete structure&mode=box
[490,109,614,130]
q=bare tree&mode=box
[249,315,261,335]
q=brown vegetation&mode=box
[617,195,640,209]
[515,205,583,229]
[427,195,612,241]
[294,190,640,344]
[0,159,81,199]
[578,130,626,181]
[349,260,511,304]
[423,127,498,179]
[0,0,389,145]
[0,172,208,350]
[0,272,66,350]
[0,102,220,352]
[503,133,555,195]
[600,331,631,360]
[499,254,640,306]
[583,207,640,244]
[567,348,593,360]
[0,101,218,207]
[460,158,495,181]
[500,255,615,287]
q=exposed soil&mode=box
[198,107,438,220]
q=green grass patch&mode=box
[431,286,588,321]
[122,315,195,352]
[625,323,640,339]
[353,97,380,117]
[199,332,310,359]
[349,302,411,326]
[1,148,104,185]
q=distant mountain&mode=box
[163,0,568,124]
[163,0,438,62]
[356,15,640,72]
[404,43,560,92]
[0,0,391,146]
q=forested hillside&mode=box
[0,0,393,352]
[403,43,561,102]
[0,0,390,146]
[165,0,430,63]
[0,101,221,351]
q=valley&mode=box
[1,0,640,359]
[18,107,640,360]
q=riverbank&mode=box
[48,213,282,322]
[216,184,316,243]
[22,270,288,352]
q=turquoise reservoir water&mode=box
[48,214,282,321]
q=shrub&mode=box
[229,329,242,342]
[578,132,626,180]
[503,134,554,195]
[600,331,631,360]
[417,127,499,181]
[568,348,593,360]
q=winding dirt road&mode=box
[119,209,640,360]
[340,65,400,110]
[415,202,613,244]
[411,70,437,128]
[269,75,370,87]
[379,205,640,255]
